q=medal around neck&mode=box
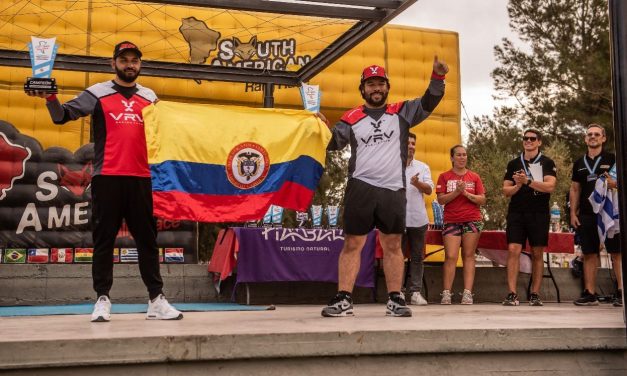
[24,36,59,94]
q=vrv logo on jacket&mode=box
[108,98,143,124]
[360,120,394,144]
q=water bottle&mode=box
[550,202,561,232]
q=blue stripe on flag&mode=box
[591,189,604,204]
[151,155,322,195]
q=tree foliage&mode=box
[467,113,521,229]
[466,0,612,229]
[491,0,611,154]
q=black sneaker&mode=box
[529,292,543,306]
[321,293,354,317]
[386,294,412,317]
[574,290,599,306]
[612,290,623,307]
[502,292,519,306]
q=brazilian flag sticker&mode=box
[3,249,27,264]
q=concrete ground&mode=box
[1,303,626,375]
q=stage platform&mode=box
[1,304,625,375]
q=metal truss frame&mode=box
[0,0,416,86]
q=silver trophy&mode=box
[326,205,339,229]
[24,37,58,93]
[311,205,322,229]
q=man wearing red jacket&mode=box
[27,41,183,322]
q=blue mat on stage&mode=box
[0,303,275,317]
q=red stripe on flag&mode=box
[153,181,314,222]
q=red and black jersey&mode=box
[46,80,157,177]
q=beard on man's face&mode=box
[361,90,388,107]
[115,65,140,83]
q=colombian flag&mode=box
[144,101,331,222]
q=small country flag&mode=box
[50,248,73,263]
[120,248,138,263]
[3,249,26,263]
[27,248,49,263]
[74,248,93,263]
[165,248,184,263]
[158,248,164,263]
[113,248,120,263]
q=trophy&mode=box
[296,211,309,228]
[311,205,323,229]
[244,219,258,228]
[271,205,284,228]
[262,205,273,228]
[326,205,339,229]
[24,36,59,94]
[299,83,321,112]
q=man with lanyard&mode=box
[570,124,622,307]
[26,41,183,322]
[502,129,556,306]
[318,56,448,317]
[404,132,433,305]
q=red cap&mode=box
[113,41,142,59]
[361,65,388,82]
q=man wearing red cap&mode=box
[320,56,448,317]
[26,41,183,323]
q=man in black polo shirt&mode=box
[570,124,622,307]
[502,129,556,306]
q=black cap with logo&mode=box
[113,41,142,59]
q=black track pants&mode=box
[91,175,163,299]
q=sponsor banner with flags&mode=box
[27,248,49,263]
[158,248,164,263]
[74,248,93,263]
[165,248,184,263]
[4,248,26,263]
[113,248,120,263]
[144,101,331,222]
[51,248,73,263]
[0,122,198,262]
[120,248,138,263]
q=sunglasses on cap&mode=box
[522,136,538,142]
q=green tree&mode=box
[492,0,612,154]
[467,113,521,229]
[310,150,348,227]
[467,113,573,230]
[466,0,612,229]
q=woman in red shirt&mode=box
[436,145,486,305]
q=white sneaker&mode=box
[461,289,474,305]
[91,295,111,322]
[146,294,183,320]
[440,290,452,305]
[410,292,428,305]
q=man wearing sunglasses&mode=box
[502,129,557,306]
[570,124,622,307]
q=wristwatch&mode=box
[526,178,532,186]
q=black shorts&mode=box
[576,214,621,254]
[343,178,406,235]
[506,211,550,247]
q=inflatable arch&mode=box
[0,2,461,225]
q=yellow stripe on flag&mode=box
[144,101,331,166]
